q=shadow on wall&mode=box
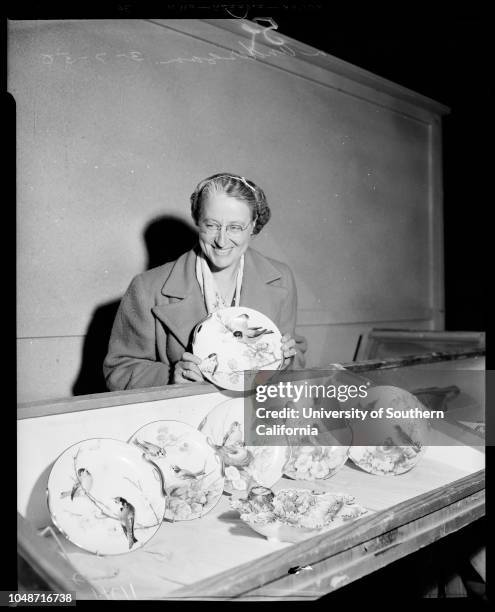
[71,215,198,396]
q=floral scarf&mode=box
[195,251,244,313]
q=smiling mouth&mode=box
[214,247,234,254]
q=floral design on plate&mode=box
[128,421,224,521]
[192,306,283,391]
[348,385,430,475]
[47,438,166,555]
[282,413,352,481]
[231,487,370,543]
[198,397,286,493]
[283,444,350,481]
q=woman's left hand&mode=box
[280,333,297,369]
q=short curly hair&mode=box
[190,173,271,235]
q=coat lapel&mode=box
[241,248,288,324]
[152,247,288,350]
[152,249,207,349]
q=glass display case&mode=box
[17,349,485,600]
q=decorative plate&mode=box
[282,406,352,481]
[192,306,283,391]
[231,487,370,543]
[128,420,224,521]
[47,438,166,555]
[283,444,351,481]
[348,385,430,475]
[198,397,286,493]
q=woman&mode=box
[103,173,307,389]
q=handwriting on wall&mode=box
[39,21,326,69]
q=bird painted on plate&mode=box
[226,314,274,342]
[222,421,243,447]
[114,497,138,549]
[394,425,422,453]
[169,462,207,480]
[221,421,252,466]
[207,437,252,474]
[200,353,219,377]
[60,468,93,501]
[133,438,167,459]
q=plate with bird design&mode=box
[198,397,287,493]
[348,386,430,475]
[128,420,224,521]
[192,306,284,391]
[46,438,166,555]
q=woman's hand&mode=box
[280,333,297,370]
[172,352,205,383]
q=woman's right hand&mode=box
[172,352,205,384]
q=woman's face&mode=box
[198,191,254,272]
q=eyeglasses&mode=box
[199,220,253,237]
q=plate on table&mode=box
[283,443,351,481]
[198,397,287,493]
[192,306,283,391]
[348,385,430,475]
[128,420,224,521]
[230,488,370,543]
[281,395,352,481]
[47,438,166,555]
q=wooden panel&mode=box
[17,381,218,419]
[219,491,485,599]
[166,471,484,600]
